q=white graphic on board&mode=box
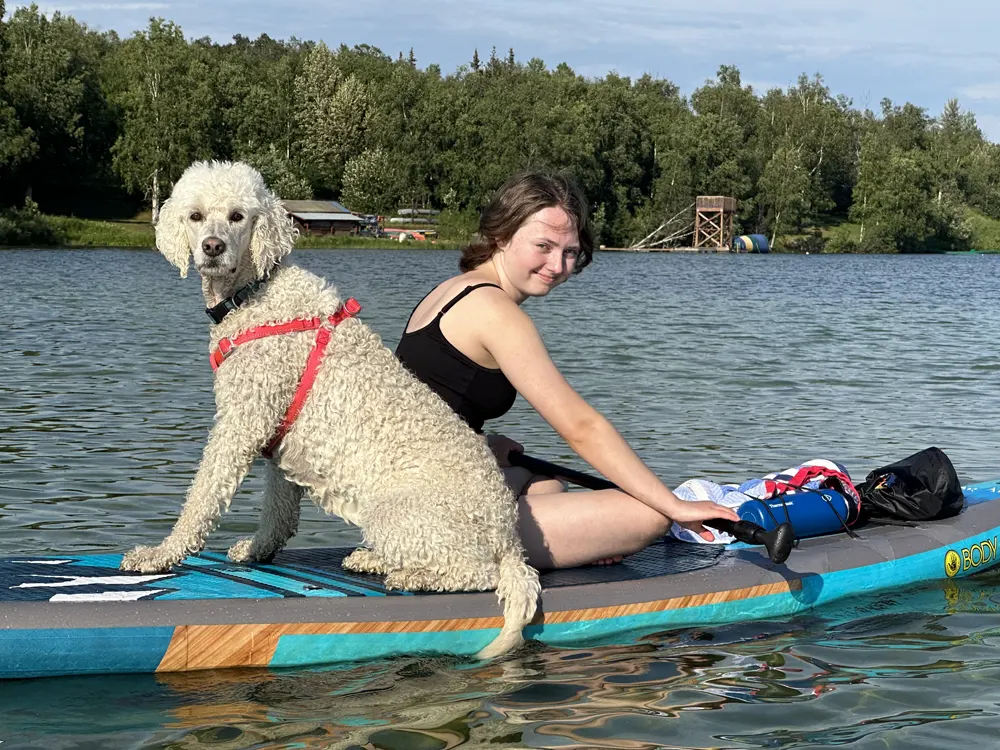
[50,590,169,602]
[15,574,173,588]
[9,560,73,565]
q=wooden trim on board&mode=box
[156,578,801,671]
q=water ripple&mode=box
[2,249,1000,747]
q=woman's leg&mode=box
[515,489,672,570]
[502,467,626,566]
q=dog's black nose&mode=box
[202,237,226,257]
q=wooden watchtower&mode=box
[693,196,737,250]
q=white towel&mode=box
[669,478,748,544]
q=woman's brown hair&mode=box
[459,170,594,273]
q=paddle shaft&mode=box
[511,452,617,491]
[508,451,794,564]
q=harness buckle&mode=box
[210,337,236,371]
[328,298,362,327]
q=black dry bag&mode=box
[858,447,964,522]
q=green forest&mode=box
[2,1,1000,252]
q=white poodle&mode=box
[119,161,540,659]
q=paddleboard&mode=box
[2,480,999,679]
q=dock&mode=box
[619,195,739,253]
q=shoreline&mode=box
[5,213,999,254]
[0,214,467,251]
[0,242,464,251]
[602,246,733,253]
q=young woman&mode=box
[395,171,739,569]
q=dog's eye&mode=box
[230,211,244,222]
[190,211,203,222]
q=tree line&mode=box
[2,2,999,251]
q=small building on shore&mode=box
[283,200,364,236]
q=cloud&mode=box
[364,0,995,66]
[19,1,167,14]
[18,0,1000,69]
[12,0,1000,143]
[60,2,167,8]
[959,83,1000,101]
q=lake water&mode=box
[1,248,999,748]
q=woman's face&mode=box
[495,206,580,298]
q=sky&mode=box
[13,0,1000,141]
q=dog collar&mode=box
[205,276,269,324]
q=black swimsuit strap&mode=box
[437,283,502,317]
[404,282,502,332]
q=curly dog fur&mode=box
[119,161,540,658]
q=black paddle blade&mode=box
[706,519,795,565]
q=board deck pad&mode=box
[0,540,729,603]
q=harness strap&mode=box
[263,326,332,457]
[210,298,362,371]
[207,297,362,457]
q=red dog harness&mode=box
[209,297,362,456]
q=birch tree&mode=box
[759,144,809,246]
[107,19,215,222]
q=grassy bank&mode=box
[17,214,465,250]
[49,216,154,247]
[295,234,463,250]
[779,208,1000,253]
[8,209,1000,253]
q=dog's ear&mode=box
[154,194,191,278]
[250,193,296,278]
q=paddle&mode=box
[508,451,794,565]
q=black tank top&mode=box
[395,283,517,433]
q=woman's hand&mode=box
[668,500,741,543]
[486,434,524,468]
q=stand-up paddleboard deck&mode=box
[3,480,1000,679]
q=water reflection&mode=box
[2,577,998,749]
[3,250,1000,747]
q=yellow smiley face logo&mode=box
[945,550,961,578]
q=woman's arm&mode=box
[475,293,739,528]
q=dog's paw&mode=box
[119,545,177,573]
[227,538,255,563]
[383,568,442,592]
[227,538,275,564]
[342,548,389,575]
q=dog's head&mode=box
[155,161,296,279]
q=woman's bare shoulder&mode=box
[408,273,505,330]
